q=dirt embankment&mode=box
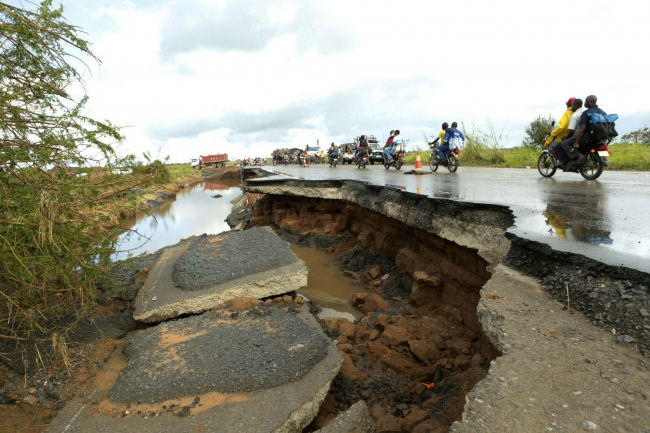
[248,193,508,432]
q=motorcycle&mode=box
[329,153,338,167]
[383,145,405,170]
[428,139,460,173]
[538,121,612,180]
[356,150,369,169]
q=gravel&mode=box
[504,235,650,356]
[108,304,330,404]
[172,226,299,291]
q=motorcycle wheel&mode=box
[384,163,390,170]
[362,160,367,169]
[579,153,604,180]
[396,162,402,170]
[537,152,557,178]
[429,154,439,172]
[446,157,459,173]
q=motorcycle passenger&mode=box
[451,122,465,143]
[558,95,607,170]
[328,142,339,158]
[545,97,576,154]
[355,135,371,160]
[383,130,395,162]
[437,122,449,145]
[550,99,584,166]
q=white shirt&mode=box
[568,107,587,131]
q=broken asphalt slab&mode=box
[45,303,343,433]
[133,226,308,323]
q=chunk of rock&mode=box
[314,400,377,433]
[133,227,308,323]
[339,352,366,382]
[376,414,403,433]
[323,318,356,339]
[368,265,382,280]
[225,297,261,311]
[408,340,440,366]
[380,325,410,347]
[403,409,430,431]
[44,304,343,433]
[352,293,390,314]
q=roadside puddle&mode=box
[290,245,367,321]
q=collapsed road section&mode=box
[134,226,307,323]
[46,301,343,433]
[243,175,650,432]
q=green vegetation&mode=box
[607,143,650,170]
[522,114,554,148]
[0,1,162,356]
[621,126,650,145]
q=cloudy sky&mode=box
[13,0,650,161]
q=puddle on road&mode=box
[113,180,241,261]
[290,244,367,321]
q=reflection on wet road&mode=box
[113,181,241,261]
[291,244,367,321]
[266,165,650,273]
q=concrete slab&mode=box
[314,401,377,433]
[133,227,308,323]
[45,304,343,433]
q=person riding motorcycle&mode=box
[355,135,371,161]
[328,142,339,157]
[559,95,607,170]
[545,97,576,158]
[437,124,465,162]
[383,130,395,162]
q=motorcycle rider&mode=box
[545,98,576,153]
[328,142,339,159]
[559,95,607,170]
[355,135,371,161]
[383,130,395,162]
[550,99,584,166]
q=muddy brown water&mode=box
[291,245,368,321]
[112,180,242,261]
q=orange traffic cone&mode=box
[302,157,307,167]
[414,151,423,172]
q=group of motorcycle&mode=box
[327,140,460,172]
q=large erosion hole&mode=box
[248,194,502,432]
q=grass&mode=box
[607,143,650,170]
[166,163,203,183]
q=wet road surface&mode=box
[266,164,650,273]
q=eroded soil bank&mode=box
[245,190,510,432]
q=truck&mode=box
[339,143,356,164]
[191,153,229,169]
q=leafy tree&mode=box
[522,114,555,148]
[1,1,153,361]
[620,126,650,144]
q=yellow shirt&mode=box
[437,130,446,143]
[545,108,574,146]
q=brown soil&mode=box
[250,195,501,432]
[0,302,128,432]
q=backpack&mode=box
[585,113,619,143]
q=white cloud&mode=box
[45,0,650,162]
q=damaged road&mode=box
[242,175,650,432]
